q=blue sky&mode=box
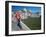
[12,6,41,14]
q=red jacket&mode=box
[15,12,21,20]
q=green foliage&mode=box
[21,10,25,13]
